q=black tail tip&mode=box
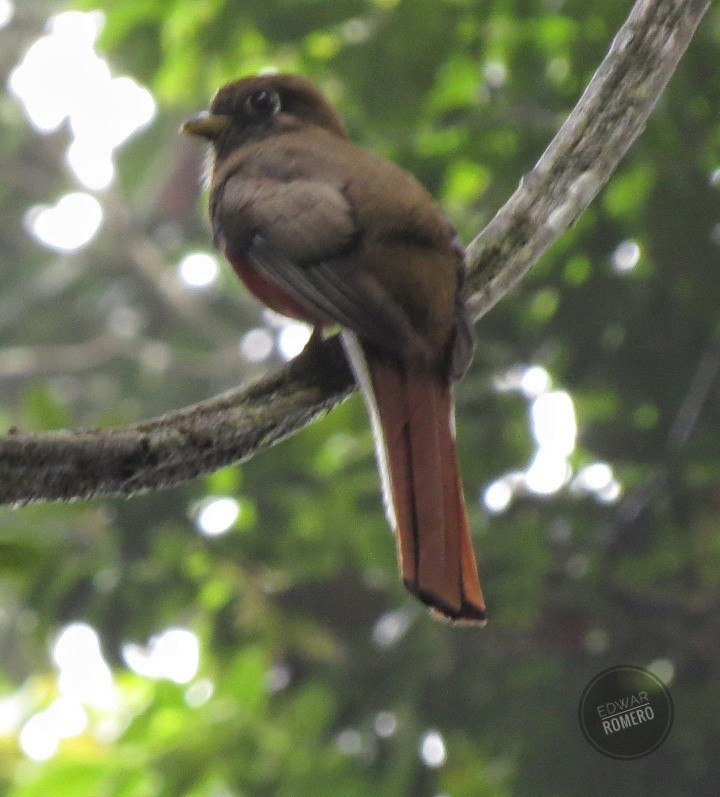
[404,580,487,627]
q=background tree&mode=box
[0,0,717,795]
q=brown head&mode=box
[181,73,348,160]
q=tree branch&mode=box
[465,0,710,319]
[0,338,354,504]
[0,0,710,505]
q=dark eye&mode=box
[245,89,281,117]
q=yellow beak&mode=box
[180,112,231,140]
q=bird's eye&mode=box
[245,89,281,117]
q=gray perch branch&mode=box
[0,0,710,505]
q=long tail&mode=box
[342,332,486,624]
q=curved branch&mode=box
[0,338,354,504]
[0,0,710,505]
[465,0,710,319]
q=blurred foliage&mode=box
[0,0,720,795]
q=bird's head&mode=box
[181,73,348,160]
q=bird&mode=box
[182,73,486,624]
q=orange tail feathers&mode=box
[341,332,486,624]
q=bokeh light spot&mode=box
[374,711,398,738]
[178,252,219,289]
[335,728,363,756]
[241,328,275,363]
[10,11,156,193]
[53,623,114,708]
[372,609,411,647]
[27,192,103,251]
[277,322,312,360]
[123,628,200,684]
[612,240,641,272]
[420,730,447,767]
[196,497,240,536]
[0,0,14,30]
[647,658,675,686]
[483,477,514,514]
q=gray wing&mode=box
[247,236,428,361]
[215,174,356,263]
[215,172,430,360]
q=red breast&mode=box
[226,247,330,326]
